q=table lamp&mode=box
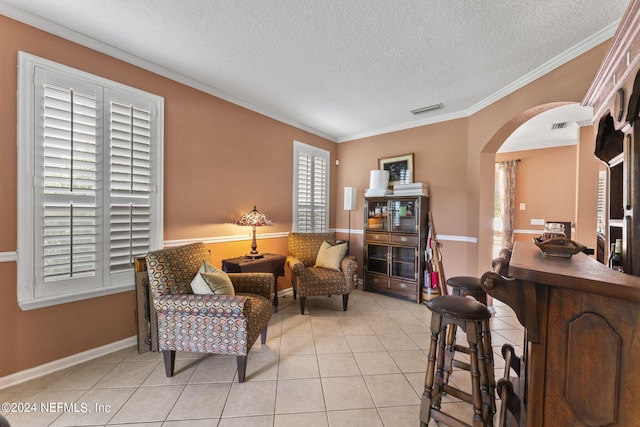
[235,205,273,259]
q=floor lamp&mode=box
[344,187,357,254]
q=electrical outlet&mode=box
[519,203,526,211]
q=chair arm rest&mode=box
[341,257,358,279]
[228,272,274,300]
[154,294,249,317]
[286,256,306,275]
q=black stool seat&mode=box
[447,275,483,290]
[447,275,488,306]
[427,295,491,321]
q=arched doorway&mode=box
[479,102,601,268]
[494,104,594,254]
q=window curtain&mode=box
[498,160,518,249]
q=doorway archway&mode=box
[478,102,600,270]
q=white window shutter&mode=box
[313,155,327,231]
[297,151,312,232]
[36,71,101,292]
[107,96,153,273]
[293,141,329,232]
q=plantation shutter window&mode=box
[18,52,164,310]
[108,98,153,276]
[41,82,99,284]
[293,141,329,232]
[35,71,102,294]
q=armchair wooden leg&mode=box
[237,355,247,383]
[343,294,349,311]
[163,350,176,377]
[261,326,268,344]
[300,296,307,315]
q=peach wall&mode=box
[0,15,334,377]
[495,133,601,253]
[496,145,578,242]
[0,12,612,379]
[574,125,601,252]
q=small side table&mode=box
[221,253,286,312]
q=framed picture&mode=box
[379,153,414,187]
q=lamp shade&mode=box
[344,187,357,211]
[234,206,273,227]
[234,206,273,258]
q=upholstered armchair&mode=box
[145,242,273,383]
[285,232,358,314]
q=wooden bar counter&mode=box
[482,242,640,427]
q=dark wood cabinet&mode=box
[363,196,428,302]
[584,1,640,275]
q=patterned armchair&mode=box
[145,242,273,383]
[285,232,358,314]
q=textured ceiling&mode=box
[0,0,630,143]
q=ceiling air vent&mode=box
[551,122,567,130]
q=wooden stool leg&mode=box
[467,322,486,427]
[420,312,443,425]
[479,319,496,425]
[443,323,457,384]
[432,322,449,410]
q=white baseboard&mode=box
[0,336,137,390]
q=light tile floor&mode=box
[1,288,524,427]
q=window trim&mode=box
[17,51,164,310]
[292,140,330,232]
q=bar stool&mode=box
[448,276,487,303]
[420,295,495,427]
[445,276,488,376]
[446,248,511,304]
[444,249,511,377]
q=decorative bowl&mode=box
[533,236,586,258]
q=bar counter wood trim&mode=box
[509,242,640,303]
[482,242,640,426]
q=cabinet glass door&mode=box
[390,199,418,232]
[391,246,416,280]
[366,243,388,275]
[366,200,389,231]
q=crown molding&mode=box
[1,3,617,145]
[466,21,619,118]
